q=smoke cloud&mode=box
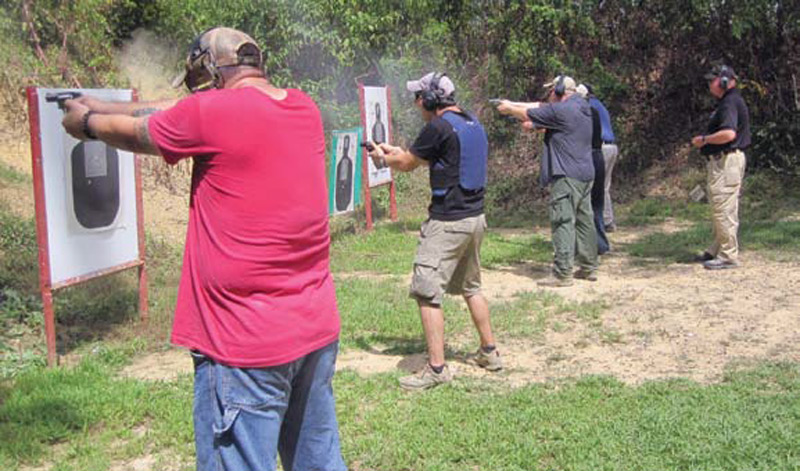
[116,29,183,101]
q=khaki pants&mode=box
[409,215,487,306]
[601,143,619,227]
[706,150,746,262]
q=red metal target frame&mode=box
[26,87,148,367]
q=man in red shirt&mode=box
[61,27,347,471]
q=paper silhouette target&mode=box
[328,128,362,215]
[362,86,393,187]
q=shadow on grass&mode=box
[353,335,426,356]
[482,233,552,269]
[626,220,800,263]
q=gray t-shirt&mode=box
[526,94,594,185]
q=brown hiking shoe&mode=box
[537,276,574,287]
[473,347,503,371]
[399,364,453,391]
[574,269,598,282]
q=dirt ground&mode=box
[117,224,800,387]
[3,135,799,388]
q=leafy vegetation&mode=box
[2,0,799,215]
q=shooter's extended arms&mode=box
[360,142,387,169]
[45,91,82,110]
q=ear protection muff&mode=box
[184,28,222,93]
[718,65,731,90]
[182,28,265,93]
[421,72,445,112]
[553,75,566,97]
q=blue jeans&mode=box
[192,341,347,471]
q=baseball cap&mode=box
[543,75,577,93]
[406,72,456,98]
[704,64,737,81]
[172,27,263,92]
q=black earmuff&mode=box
[421,73,445,112]
[553,75,566,97]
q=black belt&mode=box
[602,141,615,145]
[706,149,742,160]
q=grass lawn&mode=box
[1,349,798,471]
[2,172,800,470]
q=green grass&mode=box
[331,221,552,275]
[482,232,552,268]
[0,162,28,185]
[336,364,800,471]
[4,354,796,471]
[331,221,421,275]
[0,345,194,471]
[335,276,468,352]
[621,198,709,226]
[627,220,800,262]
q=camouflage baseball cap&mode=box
[543,75,577,93]
[172,27,263,92]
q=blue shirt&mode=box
[588,97,615,144]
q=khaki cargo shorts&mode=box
[409,214,487,306]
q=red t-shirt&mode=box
[148,87,340,367]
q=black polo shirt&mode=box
[702,88,751,156]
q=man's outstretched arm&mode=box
[62,99,160,155]
[75,95,179,117]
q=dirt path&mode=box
[335,226,800,386]
[119,226,800,387]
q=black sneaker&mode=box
[703,258,739,270]
[694,252,715,262]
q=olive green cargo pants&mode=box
[549,176,598,279]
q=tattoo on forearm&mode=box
[134,117,156,154]
[132,107,159,117]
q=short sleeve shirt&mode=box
[410,111,486,221]
[702,88,751,156]
[148,88,340,368]
[526,95,594,185]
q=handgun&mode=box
[45,91,82,110]
[360,142,387,169]
[488,98,503,105]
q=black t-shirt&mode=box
[410,111,486,221]
[702,88,751,156]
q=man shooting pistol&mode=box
[364,72,502,391]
